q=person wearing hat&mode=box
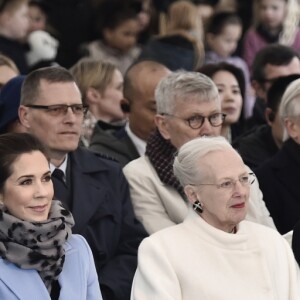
[0,75,26,134]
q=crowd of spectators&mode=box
[1,0,300,299]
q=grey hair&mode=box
[173,136,233,187]
[155,71,220,114]
[279,78,300,141]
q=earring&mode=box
[193,200,203,213]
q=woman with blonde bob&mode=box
[256,78,300,234]
[131,136,299,300]
[70,58,125,146]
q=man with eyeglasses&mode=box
[18,66,148,300]
[247,44,300,130]
[123,71,276,234]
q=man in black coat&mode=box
[233,74,300,170]
[18,66,147,300]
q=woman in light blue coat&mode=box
[0,133,102,300]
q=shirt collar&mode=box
[50,154,68,179]
[125,122,146,156]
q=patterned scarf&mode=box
[0,200,74,293]
[146,129,185,199]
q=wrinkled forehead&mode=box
[200,148,247,179]
[36,80,82,104]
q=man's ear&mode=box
[154,114,171,140]
[18,105,31,129]
[252,80,266,101]
[265,107,275,126]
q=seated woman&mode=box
[0,133,102,299]
[131,136,299,300]
[256,77,300,234]
[199,62,246,142]
[70,58,125,147]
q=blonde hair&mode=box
[70,58,117,103]
[0,53,19,73]
[279,78,300,141]
[166,1,202,36]
[159,1,205,70]
[280,0,300,45]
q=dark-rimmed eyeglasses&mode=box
[191,173,256,190]
[25,104,89,117]
[162,112,226,129]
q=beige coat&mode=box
[123,155,276,234]
[131,209,300,300]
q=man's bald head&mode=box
[124,60,170,103]
[123,60,171,140]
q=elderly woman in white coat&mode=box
[131,136,300,300]
[0,133,102,300]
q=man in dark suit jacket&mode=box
[89,60,170,167]
[18,66,147,300]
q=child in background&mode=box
[139,0,204,71]
[204,11,254,118]
[26,0,58,71]
[84,1,141,75]
[0,0,29,74]
[243,0,300,70]
[193,0,219,27]
[166,0,203,42]
[28,0,48,33]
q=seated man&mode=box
[18,66,147,300]
[256,78,300,234]
[247,44,300,129]
[89,60,170,167]
[123,71,275,234]
[233,74,300,170]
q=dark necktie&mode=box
[51,168,69,206]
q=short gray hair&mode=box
[279,78,300,141]
[155,71,219,114]
[173,136,233,187]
